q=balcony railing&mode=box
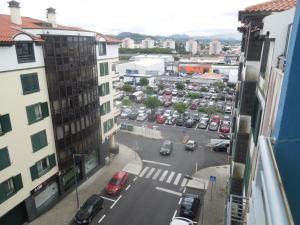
[277,55,287,72]
[226,194,249,225]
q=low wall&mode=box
[120,123,162,139]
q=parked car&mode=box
[164,100,172,107]
[225,106,232,114]
[172,97,179,104]
[199,99,207,107]
[208,101,215,107]
[172,110,180,119]
[165,116,175,125]
[138,107,146,114]
[185,140,197,151]
[105,171,128,195]
[219,124,230,133]
[160,140,173,155]
[128,110,139,120]
[211,94,218,100]
[213,142,229,152]
[120,108,131,119]
[189,103,198,110]
[182,112,190,121]
[155,108,165,117]
[163,109,172,117]
[191,113,200,122]
[185,119,196,128]
[211,115,221,123]
[164,89,172,95]
[209,121,219,131]
[176,117,185,126]
[156,115,166,124]
[204,93,212,99]
[178,90,185,97]
[197,119,208,129]
[170,217,193,225]
[216,101,224,110]
[172,89,178,96]
[209,88,215,93]
[136,113,148,121]
[74,195,104,224]
[158,89,164,95]
[180,194,200,219]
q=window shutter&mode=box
[105,63,109,75]
[31,133,40,152]
[41,102,49,118]
[100,105,104,115]
[0,183,6,203]
[107,101,111,113]
[13,174,23,192]
[98,86,102,96]
[30,164,39,180]
[40,130,48,148]
[49,154,56,168]
[33,75,40,91]
[0,147,10,170]
[0,114,12,134]
[100,63,104,76]
[26,105,36,124]
[107,83,110,94]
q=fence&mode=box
[120,123,162,139]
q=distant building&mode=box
[130,54,174,63]
[185,40,198,55]
[162,39,176,49]
[121,38,135,48]
[141,38,155,48]
[209,39,222,55]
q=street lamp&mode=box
[184,175,206,225]
[73,153,86,208]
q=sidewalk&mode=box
[29,144,142,225]
[192,165,230,225]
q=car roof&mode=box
[171,217,193,225]
[84,194,102,205]
[163,140,172,144]
[112,171,127,179]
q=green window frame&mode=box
[0,114,12,136]
[103,118,114,133]
[251,97,262,145]
[100,101,111,115]
[26,102,49,124]
[99,83,110,96]
[31,130,48,152]
[100,62,109,76]
[0,147,11,171]
[0,174,23,203]
[98,42,107,56]
[30,154,56,181]
[20,73,40,94]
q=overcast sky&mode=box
[0,0,266,37]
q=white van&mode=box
[170,217,193,225]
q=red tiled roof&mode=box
[243,0,296,13]
[96,33,121,44]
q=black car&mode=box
[183,112,190,121]
[128,110,138,120]
[176,117,184,126]
[191,113,200,122]
[185,119,196,128]
[213,142,230,152]
[74,195,104,224]
[180,194,200,219]
[160,140,173,155]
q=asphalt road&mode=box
[88,124,228,225]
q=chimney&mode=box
[46,7,57,27]
[8,0,22,25]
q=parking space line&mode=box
[145,168,156,178]
[159,170,169,182]
[183,187,187,193]
[139,166,149,177]
[173,173,182,185]
[181,178,187,187]
[166,171,175,183]
[125,184,131,191]
[173,210,177,218]
[178,198,182,205]
[142,160,171,167]
[152,169,162,180]
[98,215,106,223]
[133,176,138,182]
[156,187,182,196]
[110,195,122,209]
[101,196,115,202]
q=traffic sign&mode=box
[210,175,216,182]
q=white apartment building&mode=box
[121,37,135,48]
[185,39,198,55]
[141,38,155,48]
[209,39,222,55]
[0,1,121,224]
[162,39,176,49]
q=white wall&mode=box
[116,60,164,76]
[97,44,119,60]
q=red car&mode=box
[211,115,221,123]
[190,103,198,110]
[164,89,172,95]
[105,171,128,195]
[219,124,230,133]
[156,115,166,124]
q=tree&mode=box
[200,87,209,92]
[140,77,149,86]
[158,83,165,91]
[145,86,154,95]
[173,102,188,114]
[144,96,161,113]
[188,92,200,99]
[213,81,226,91]
[122,98,132,106]
[122,83,134,93]
[176,82,185,90]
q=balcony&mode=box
[226,194,249,225]
[239,81,257,116]
[277,55,287,72]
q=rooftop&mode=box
[242,0,296,13]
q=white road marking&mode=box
[166,171,175,183]
[183,187,187,193]
[159,170,169,182]
[133,176,138,182]
[145,168,156,178]
[152,169,162,180]
[98,215,106,223]
[139,166,149,177]
[110,195,122,209]
[142,160,171,167]
[101,196,115,202]
[125,184,131,191]
[178,198,182,205]
[181,178,188,187]
[173,173,182,185]
[173,210,177,218]
[155,187,182,196]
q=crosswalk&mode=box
[139,166,188,187]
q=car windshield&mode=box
[109,178,121,185]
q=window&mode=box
[246,33,263,61]
[0,114,12,136]
[126,69,138,74]
[0,147,11,171]
[114,115,120,125]
[251,97,262,145]
[31,130,48,152]
[100,101,111,115]
[259,38,270,79]
[98,42,107,56]
[20,73,40,94]
[26,102,49,124]
[98,83,110,96]
[284,24,293,56]
[0,174,23,203]
[103,119,114,133]
[100,62,109,76]
[30,154,56,181]
[16,42,35,63]
[36,157,50,176]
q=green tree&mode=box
[173,102,188,114]
[145,86,154,95]
[213,81,226,91]
[188,92,200,99]
[144,96,161,113]
[176,82,185,90]
[122,98,132,106]
[200,87,209,92]
[140,77,149,86]
[122,83,134,93]
[158,83,165,90]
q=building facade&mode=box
[121,37,135,49]
[185,39,198,55]
[209,39,222,55]
[162,39,175,49]
[141,38,155,48]
[0,1,120,224]
[226,0,297,224]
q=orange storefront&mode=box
[178,64,211,74]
